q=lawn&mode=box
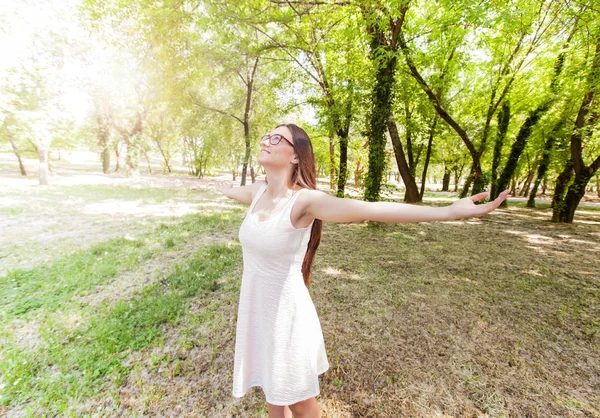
[0,158,598,417]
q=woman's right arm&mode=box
[215,180,265,205]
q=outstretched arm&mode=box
[303,189,511,223]
[215,180,265,205]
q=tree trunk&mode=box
[336,133,349,198]
[38,143,49,186]
[510,177,517,196]
[97,114,111,174]
[520,156,539,196]
[495,102,552,200]
[387,117,420,202]
[527,121,562,207]
[143,150,152,174]
[363,43,397,202]
[354,159,364,187]
[453,164,465,192]
[491,101,510,199]
[329,132,336,190]
[124,137,139,178]
[155,139,171,173]
[404,106,416,178]
[398,28,484,197]
[419,117,437,199]
[493,38,569,200]
[551,159,573,213]
[541,177,547,195]
[5,125,27,176]
[460,166,474,198]
[442,166,450,191]
[553,37,600,222]
[557,171,593,222]
[114,142,121,172]
[363,71,395,200]
[241,120,251,186]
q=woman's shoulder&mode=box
[250,180,267,200]
[293,187,327,211]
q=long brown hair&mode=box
[279,123,322,286]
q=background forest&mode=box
[2,0,599,219]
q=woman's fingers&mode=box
[469,192,489,203]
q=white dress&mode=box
[232,182,330,406]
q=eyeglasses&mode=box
[260,134,294,147]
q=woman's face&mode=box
[257,126,297,169]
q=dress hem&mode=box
[232,365,330,406]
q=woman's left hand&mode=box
[447,189,511,220]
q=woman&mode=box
[216,123,510,418]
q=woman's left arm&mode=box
[303,189,511,224]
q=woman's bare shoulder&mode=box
[250,180,267,200]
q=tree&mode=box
[552,32,600,223]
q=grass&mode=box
[0,243,241,415]
[0,212,242,320]
[1,168,599,416]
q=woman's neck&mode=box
[264,169,296,199]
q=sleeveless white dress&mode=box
[232,182,330,406]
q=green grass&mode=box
[0,243,242,414]
[0,211,242,320]
[0,207,244,414]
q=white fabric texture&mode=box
[232,182,329,406]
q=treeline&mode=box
[1,0,599,222]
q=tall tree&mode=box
[360,1,408,202]
[552,33,600,223]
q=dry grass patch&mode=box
[73,205,599,417]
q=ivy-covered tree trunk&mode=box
[527,120,563,207]
[553,36,600,222]
[493,37,569,200]
[336,134,349,197]
[363,30,398,202]
[490,101,510,199]
[557,171,595,222]
[551,159,573,215]
[388,117,420,202]
[335,84,354,197]
[494,102,551,202]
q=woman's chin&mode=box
[257,153,270,165]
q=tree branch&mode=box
[397,29,478,161]
[188,92,244,125]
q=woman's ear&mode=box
[291,153,299,164]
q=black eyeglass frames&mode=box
[260,134,294,147]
